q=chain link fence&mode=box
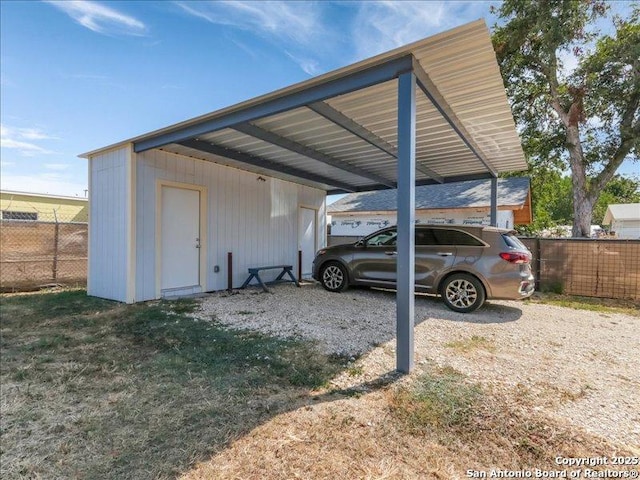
[0,212,87,292]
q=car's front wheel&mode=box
[441,273,485,313]
[320,262,348,292]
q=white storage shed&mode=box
[603,203,640,239]
[81,20,527,372]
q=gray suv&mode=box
[312,225,534,313]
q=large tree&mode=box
[492,0,639,237]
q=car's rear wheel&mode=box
[320,262,348,292]
[441,273,485,313]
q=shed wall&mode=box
[135,149,325,301]
[88,147,129,302]
[613,219,640,240]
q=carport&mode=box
[83,20,526,372]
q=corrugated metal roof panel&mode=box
[82,20,526,194]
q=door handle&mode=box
[195,238,201,249]
[385,251,397,256]
[437,252,453,256]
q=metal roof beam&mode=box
[232,123,396,188]
[308,101,444,183]
[326,172,494,195]
[411,57,498,177]
[177,138,358,192]
[134,55,415,153]
[308,101,399,157]
[415,164,444,182]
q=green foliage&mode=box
[492,1,639,236]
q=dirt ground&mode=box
[194,284,640,447]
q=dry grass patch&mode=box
[0,290,345,479]
[525,292,640,316]
[180,365,635,479]
[444,335,496,354]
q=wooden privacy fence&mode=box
[519,238,639,301]
[0,219,88,292]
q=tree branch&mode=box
[544,49,570,126]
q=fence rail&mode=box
[1,215,87,292]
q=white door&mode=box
[299,207,316,278]
[161,186,200,290]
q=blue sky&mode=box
[0,1,637,198]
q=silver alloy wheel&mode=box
[445,278,478,309]
[323,265,344,290]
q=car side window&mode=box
[432,229,484,246]
[415,228,437,245]
[366,230,397,246]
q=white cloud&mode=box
[284,51,321,76]
[176,1,328,74]
[351,1,486,60]
[0,173,87,197]
[45,1,147,36]
[44,163,71,171]
[1,124,57,156]
[176,1,324,46]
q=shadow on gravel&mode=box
[367,287,523,325]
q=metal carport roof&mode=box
[81,19,525,193]
[81,19,527,373]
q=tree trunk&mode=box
[572,186,594,237]
[566,125,593,238]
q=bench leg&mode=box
[240,273,257,289]
[286,270,300,287]
[274,269,287,281]
[255,274,270,293]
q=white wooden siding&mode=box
[613,219,640,239]
[88,147,129,302]
[135,149,325,301]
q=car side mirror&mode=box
[355,238,366,248]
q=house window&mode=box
[2,211,38,221]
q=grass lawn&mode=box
[0,290,344,479]
[1,289,636,479]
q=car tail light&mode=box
[500,252,531,264]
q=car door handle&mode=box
[437,252,453,256]
[384,251,397,256]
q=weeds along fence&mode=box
[519,237,639,301]
[0,212,87,292]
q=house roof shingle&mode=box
[328,177,530,213]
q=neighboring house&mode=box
[602,203,640,239]
[328,178,531,237]
[0,190,88,223]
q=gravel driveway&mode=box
[192,283,639,448]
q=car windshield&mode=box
[366,230,397,246]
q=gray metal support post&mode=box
[490,177,498,227]
[396,71,416,373]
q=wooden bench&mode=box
[240,265,300,292]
